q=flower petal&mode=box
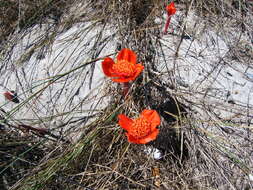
[141,110,161,130]
[166,2,176,15]
[112,76,132,83]
[118,114,133,131]
[102,57,115,77]
[126,133,142,144]
[138,129,159,144]
[117,48,137,65]
[132,63,144,80]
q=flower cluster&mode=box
[102,48,161,144]
[101,2,176,143]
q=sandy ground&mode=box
[0,22,115,140]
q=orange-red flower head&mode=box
[102,48,144,83]
[166,2,176,16]
[118,110,160,144]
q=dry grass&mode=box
[0,0,253,189]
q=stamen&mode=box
[112,60,135,76]
[129,117,151,139]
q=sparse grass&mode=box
[0,0,253,189]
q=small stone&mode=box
[249,174,253,181]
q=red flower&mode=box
[164,2,176,34]
[118,110,160,144]
[166,2,176,16]
[102,48,144,83]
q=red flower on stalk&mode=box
[118,110,161,144]
[102,48,144,83]
[164,1,176,34]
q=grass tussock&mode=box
[0,0,253,189]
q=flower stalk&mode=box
[163,17,172,34]
[122,82,130,97]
